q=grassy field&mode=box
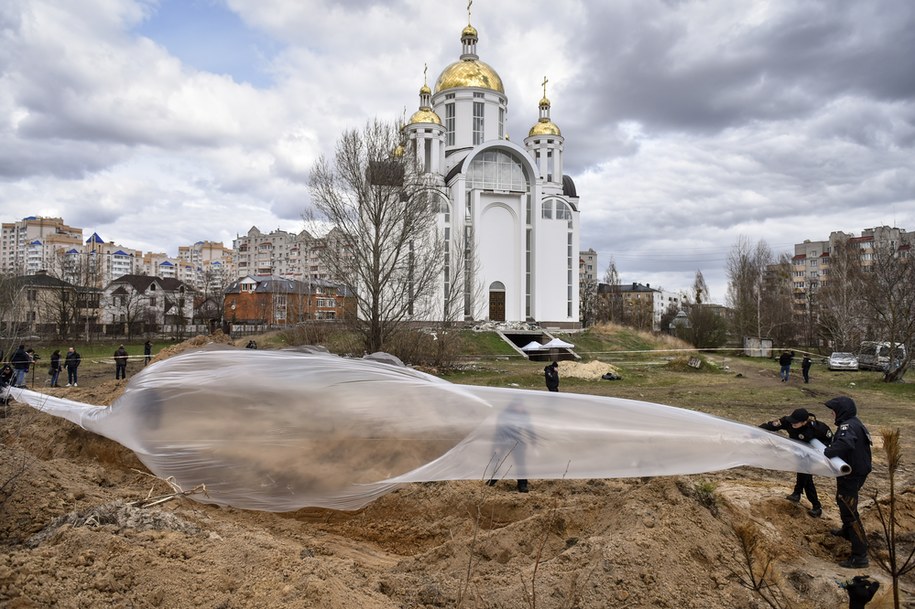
[12,325,913,438]
[442,325,915,445]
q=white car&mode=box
[828,352,859,371]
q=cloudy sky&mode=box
[2,0,914,303]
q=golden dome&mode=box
[409,108,442,125]
[420,83,432,95]
[529,119,562,137]
[435,59,504,94]
[462,24,478,38]
[539,96,551,108]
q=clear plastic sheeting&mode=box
[10,348,847,512]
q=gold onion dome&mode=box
[420,83,432,95]
[529,119,562,137]
[409,108,442,125]
[435,60,504,94]
[462,24,478,38]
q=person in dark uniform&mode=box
[801,355,812,384]
[544,361,559,392]
[824,396,872,569]
[114,345,128,380]
[759,407,832,517]
[144,340,153,366]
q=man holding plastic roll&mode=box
[823,396,872,569]
[759,407,832,517]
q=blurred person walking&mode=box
[779,350,794,382]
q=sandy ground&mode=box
[1,336,913,609]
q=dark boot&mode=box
[839,555,869,569]
[517,479,529,493]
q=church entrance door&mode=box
[489,282,506,321]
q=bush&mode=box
[383,328,467,369]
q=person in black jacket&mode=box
[49,349,62,387]
[1,364,13,404]
[144,340,153,366]
[11,345,30,388]
[114,345,128,380]
[759,407,832,517]
[64,346,81,387]
[824,396,872,569]
[801,355,812,384]
[778,351,794,382]
[544,361,559,392]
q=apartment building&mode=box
[224,275,352,325]
[597,281,681,331]
[1,217,83,275]
[177,240,237,291]
[232,226,343,281]
[791,226,912,316]
[579,248,598,284]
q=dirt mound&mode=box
[558,359,622,380]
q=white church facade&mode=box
[402,20,581,328]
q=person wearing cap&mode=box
[823,396,872,569]
[759,407,833,517]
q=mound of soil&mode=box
[1,336,910,608]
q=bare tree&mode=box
[760,254,797,346]
[0,273,28,358]
[307,119,444,353]
[817,236,866,351]
[594,258,622,324]
[104,285,148,338]
[678,271,728,348]
[578,275,598,328]
[727,236,773,341]
[859,240,915,382]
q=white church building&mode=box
[402,19,581,328]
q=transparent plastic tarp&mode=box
[9,348,847,512]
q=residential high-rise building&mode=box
[791,226,912,316]
[579,248,598,284]
[1,216,83,275]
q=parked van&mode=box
[857,341,907,371]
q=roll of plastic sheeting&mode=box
[810,438,850,475]
[9,348,847,512]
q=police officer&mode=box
[759,407,832,517]
[824,396,872,569]
[544,361,559,392]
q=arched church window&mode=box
[555,201,572,221]
[541,200,553,219]
[467,150,526,191]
